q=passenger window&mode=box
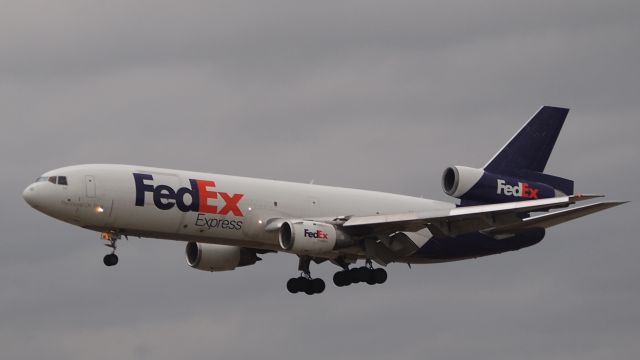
[58,176,68,186]
[48,176,57,184]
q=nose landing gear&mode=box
[103,253,118,266]
[101,231,122,267]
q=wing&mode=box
[342,195,625,237]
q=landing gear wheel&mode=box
[287,276,325,295]
[103,253,118,266]
[333,261,388,288]
[303,279,315,295]
[333,271,350,287]
[348,268,361,283]
[311,278,325,294]
[287,277,301,293]
[366,271,377,285]
[357,267,370,282]
[373,268,387,284]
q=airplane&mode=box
[23,106,625,295]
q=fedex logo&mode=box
[496,179,539,199]
[304,229,329,240]
[133,173,244,216]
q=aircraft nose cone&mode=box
[23,185,37,207]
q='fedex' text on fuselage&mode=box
[133,173,244,216]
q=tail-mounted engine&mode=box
[442,165,573,205]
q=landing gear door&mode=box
[85,175,96,197]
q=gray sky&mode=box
[1,1,639,359]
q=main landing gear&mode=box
[286,257,388,294]
[287,256,326,295]
[333,259,387,287]
[101,231,121,267]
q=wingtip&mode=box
[594,201,629,210]
[610,200,630,206]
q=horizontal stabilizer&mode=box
[488,201,627,235]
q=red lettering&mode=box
[522,183,540,199]
[219,192,244,216]
[196,180,218,214]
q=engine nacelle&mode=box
[278,220,341,255]
[442,165,564,204]
[185,242,259,272]
[442,166,485,198]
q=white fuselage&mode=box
[23,164,454,254]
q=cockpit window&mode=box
[35,175,68,185]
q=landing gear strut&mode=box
[286,256,326,295]
[101,231,121,267]
[333,259,387,287]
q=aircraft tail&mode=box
[483,106,574,195]
[484,106,567,174]
[442,106,575,205]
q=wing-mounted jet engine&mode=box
[186,242,260,272]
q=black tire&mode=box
[311,278,325,294]
[365,269,377,285]
[303,279,314,295]
[333,272,344,287]
[287,278,299,293]
[373,268,387,284]
[343,271,353,286]
[357,267,369,282]
[336,271,352,287]
[103,254,118,266]
[348,268,361,283]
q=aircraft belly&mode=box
[410,228,546,262]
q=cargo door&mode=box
[85,175,96,197]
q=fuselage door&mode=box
[85,175,96,197]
